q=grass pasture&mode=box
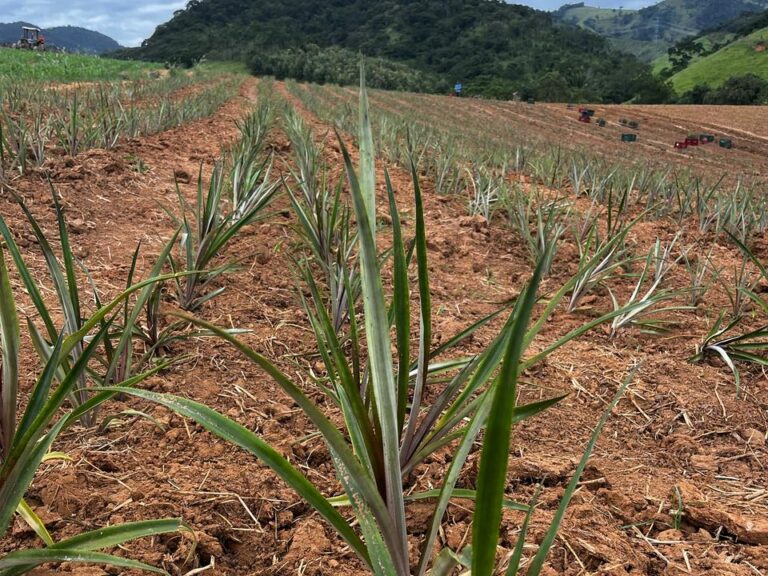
[668,27,768,92]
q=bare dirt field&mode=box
[0,80,766,575]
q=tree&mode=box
[705,74,768,105]
[680,84,711,104]
[536,71,570,102]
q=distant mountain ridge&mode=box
[553,0,768,61]
[0,21,121,54]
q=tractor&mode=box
[14,27,45,50]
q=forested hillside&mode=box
[124,0,669,102]
[555,0,768,61]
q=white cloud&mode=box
[135,2,186,16]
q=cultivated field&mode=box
[0,53,766,576]
[0,49,164,81]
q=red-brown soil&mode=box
[0,79,766,576]
[351,85,768,185]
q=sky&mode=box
[0,0,187,47]
[0,0,660,47]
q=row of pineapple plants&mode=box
[0,71,244,180]
[0,70,648,574]
[286,78,768,396]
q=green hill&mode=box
[45,25,122,54]
[554,0,768,61]
[668,27,768,93]
[651,32,737,76]
[122,0,668,103]
[650,8,768,96]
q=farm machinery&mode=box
[577,107,595,123]
[13,27,45,50]
[674,134,731,150]
[572,107,606,129]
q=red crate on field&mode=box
[674,141,687,149]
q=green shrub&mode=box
[249,45,448,93]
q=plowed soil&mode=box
[0,79,766,576]
[357,86,768,185]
